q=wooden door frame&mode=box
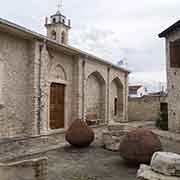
[47,80,68,133]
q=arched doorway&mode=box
[50,83,65,129]
[110,77,124,122]
[48,63,67,130]
[86,71,106,125]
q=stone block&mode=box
[102,129,128,151]
[137,164,179,180]
[151,152,180,176]
[107,124,126,131]
[0,157,48,180]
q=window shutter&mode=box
[170,40,180,68]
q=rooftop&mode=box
[159,19,180,38]
[129,85,143,91]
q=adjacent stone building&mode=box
[159,19,180,133]
[0,10,129,138]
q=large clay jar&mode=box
[119,128,162,164]
[65,120,95,147]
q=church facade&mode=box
[0,11,129,138]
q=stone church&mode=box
[0,10,129,138]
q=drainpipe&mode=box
[82,58,86,121]
[37,43,43,135]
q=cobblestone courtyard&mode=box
[47,144,138,180]
[0,122,160,180]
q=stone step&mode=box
[0,134,66,162]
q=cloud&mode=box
[0,0,175,87]
[70,25,166,73]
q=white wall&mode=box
[129,86,146,98]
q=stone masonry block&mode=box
[137,164,179,180]
[151,152,180,177]
[0,157,48,180]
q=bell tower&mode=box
[45,2,71,45]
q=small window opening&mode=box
[51,31,57,40]
[114,97,118,116]
[61,31,65,44]
[53,18,56,23]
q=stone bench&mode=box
[0,157,48,180]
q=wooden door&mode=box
[50,83,65,129]
[160,103,168,113]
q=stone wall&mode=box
[0,30,129,139]
[0,32,35,137]
[128,96,161,121]
[166,31,180,133]
[0,157,48,180]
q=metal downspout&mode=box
[37,44,43,135]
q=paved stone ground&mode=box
[0,123,157,180]
[45,122,156,180]
[46,144,138,180]
[0,122,156,162]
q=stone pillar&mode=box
[72,56,84,121]
[0,59,4,106]
[39,42,50,134]
[30,41,50,136]
[32,41,49,135]
[30,42,42,136]
[124,74,128,121]
[82,59,86,121]
[106,67,110,124]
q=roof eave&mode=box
[158,20,180,38]
[0,18,130,74]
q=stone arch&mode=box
[49,63,67,82]
[86,71,106,124]
[110,77,124,122]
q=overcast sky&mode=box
[0,0,179,90]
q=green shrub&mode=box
[156,112,168,131]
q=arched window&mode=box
[53,18,56,24]
[61,31,65,44]
[114,97,118,116]
[51,31,57,40]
